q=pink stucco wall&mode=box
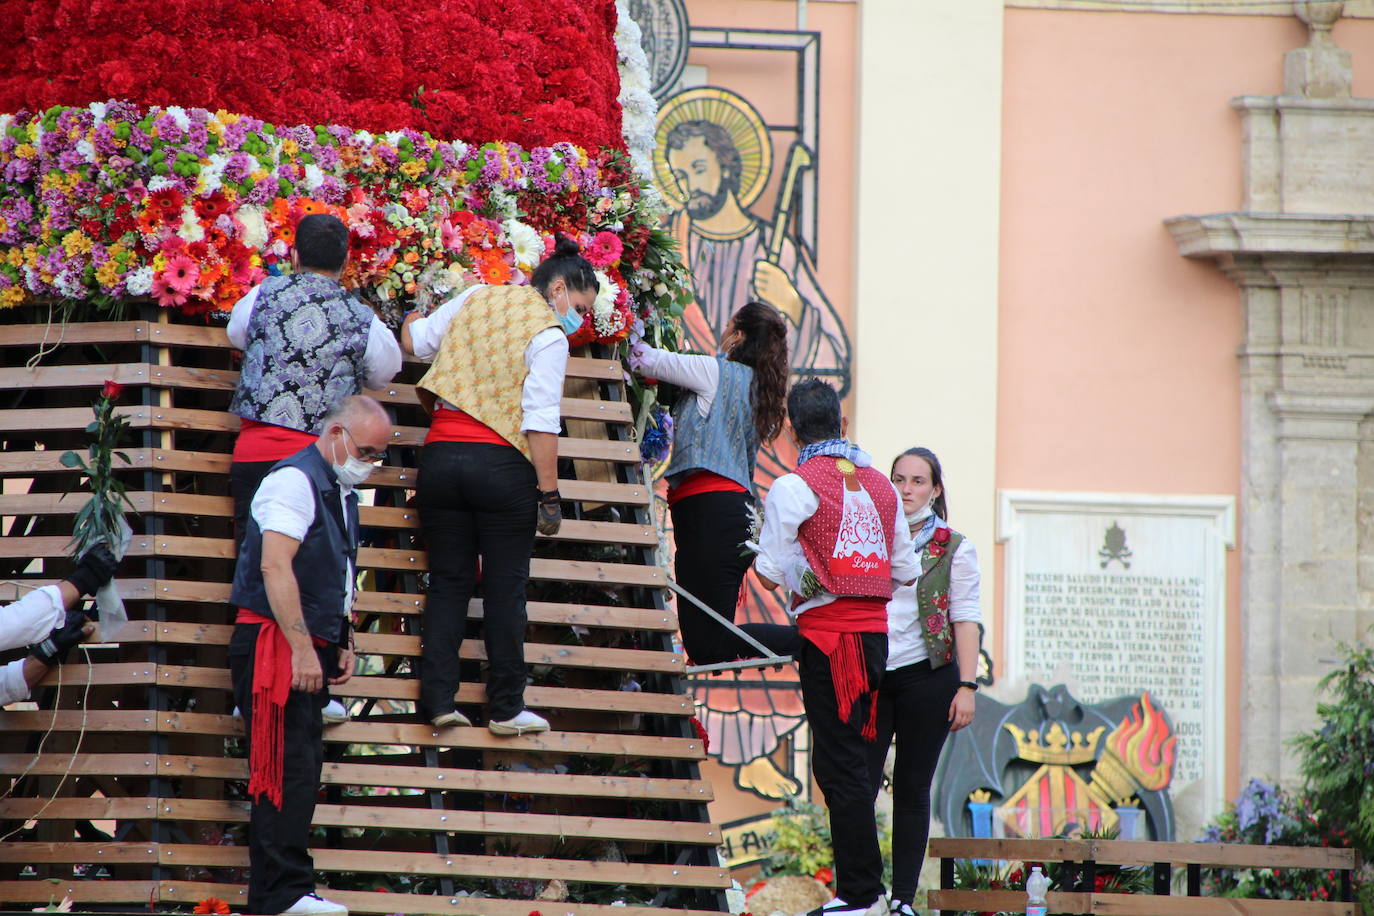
[998,10,1374,796]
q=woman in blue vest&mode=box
[629,300,789,665]
[868,446,982,916]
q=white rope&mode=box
[0,644,94,836]
[24,300,68,371]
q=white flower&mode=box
[592,269,625,337]
[614,0,659,182]
[487,187,518,219]
[200,152,229,194]
[75,139,96,164]
[146,175,176,193]
[127,267,155,297]
[383,130,406,147]
[164,106,190,131]
[176,205,205,243]
[267,238,288,258]
[502,219,544,271]
[87,101,107,121]
[303,163,325,193]
[238,207,269,249]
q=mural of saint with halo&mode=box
[652,85,853,799]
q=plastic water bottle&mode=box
[1025,865,1049,916]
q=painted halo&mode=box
[654,85,773,210]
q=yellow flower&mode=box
[0,286,26,308]
[400,160,425,179]
[62,230,93,257]
[281,139,299,156]
[6,247,23,268]
[0,217,7,237]
[95,260,120,288]
[15,143,35,159]
[250,169,268,183]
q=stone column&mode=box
[1166,1,1374,784]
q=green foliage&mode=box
[1291,636,1374,854]
[60,386,134,558]
[762,795,894,889]
[763,796,833,880]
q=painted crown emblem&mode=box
[1004,721,1106,766]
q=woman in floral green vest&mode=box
[867,446,983,916]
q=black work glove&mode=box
[67,543,118,599]
[30,610,91,667]
[536,490,563,536]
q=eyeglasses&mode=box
[341,426,387,464]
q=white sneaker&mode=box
[798,899,879,916]
[322,699,350,725]
[431,710,473,728]
[279,892,348,915]
[488,709,550,736]
[887,898,914,916]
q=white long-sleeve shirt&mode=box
[886,538,983,670]
[227,282,404,391]
[251,466,356,617]
[406,286,569,434]
[0,586,65,706]
[632,345,719,418]
[754,470,921,617]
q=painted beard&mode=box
[685,182,731,219]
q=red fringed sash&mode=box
[797,597,887,741]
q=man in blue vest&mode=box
[228,395,390,916]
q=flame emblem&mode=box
[1106,691,1177,791]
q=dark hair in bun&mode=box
[531,233,599,298]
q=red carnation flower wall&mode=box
[0,0,624,150]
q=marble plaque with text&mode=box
[998,491,1234,825]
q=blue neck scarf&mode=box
[797,438,868,468]
[911,514,945,553]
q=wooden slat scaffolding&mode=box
[0,304,726,914]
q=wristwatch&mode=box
[958,680,979,692]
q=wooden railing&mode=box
[927,837,1361,915]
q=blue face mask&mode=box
[556,291,584,335]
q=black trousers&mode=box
[865,659,959,903]
[228,623,338,915]
[798,632,888,908]
[230,459,279,552]
[416,441,537,723]
[669,489,759,665]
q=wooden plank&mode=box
[0,540,670,589]
[0,319,160,346]
[0,362,237,392]
[0,843,729,890]
[925,889,1091,913]
[928,838,1360,871]
[0,710,706,759]
[0,405,239,434]
[567,355,624,381]
[0,796,721,845]
[1087,894,1353,915]
[0,447,653,507]
[0,492,656,545]
[40,664,693,710]
[1090,840,1359,870]
[0,754,713,802]
[0,363,628,424]
[929,837,1097,861]
[161,881,725,916]
[23,587,676,630]
[119,625,686,675]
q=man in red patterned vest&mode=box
[754,379,920,916]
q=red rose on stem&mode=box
[101,379,124,399]
[813,867,834,885]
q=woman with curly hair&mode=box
[630,300,789,665]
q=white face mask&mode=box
[331,428,375,488]
[905,498,934,526]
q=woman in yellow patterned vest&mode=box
[868,447,983,916]
[400,237,599,737]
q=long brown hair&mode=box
[726,301,789,442]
